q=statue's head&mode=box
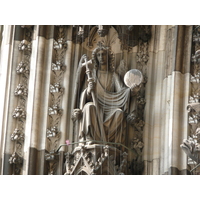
[92,42,114,71]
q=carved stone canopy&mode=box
[72,25,151,47]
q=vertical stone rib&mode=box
[23,25,40,174]
[23,26,55,175]
[60,26,73,153]
[143,25,191,175]
[0,26,17,174]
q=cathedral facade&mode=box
[0,25,198,175]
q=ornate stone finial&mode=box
[97,25,109,37]
[46,126,60,138]
[11,129,24,141]
[103,145,109,157]
[45,150,57,161]
[77,26,84,36]
[14,84,28,96]
[12,106,26,119]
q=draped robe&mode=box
[78,69,130,144]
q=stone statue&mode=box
[180,128,200,164]
[180,137,200,164]
[72,43,142,146]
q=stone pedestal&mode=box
[64,144,128,175]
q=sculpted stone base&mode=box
[64,144,128,175]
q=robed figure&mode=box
[72,44,141,146]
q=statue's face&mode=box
[97,50,108,65]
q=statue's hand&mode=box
[127,111,136,125]
[87,81,95,96]
[130,84,141,95]
[82,54,89,62]
[72,109,82,121]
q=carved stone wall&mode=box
[0,25,195,175]
[180,25,200,175]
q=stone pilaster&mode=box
[23,25,54,175]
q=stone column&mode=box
[23,25,54,175]
[0,26,27,174]
[143,25,192,175]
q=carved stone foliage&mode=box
[136,42,149,68]
[50,83,64,94]
[16,61,29,74]
[9,152,23,175]
[189,25,200,137]
[181,26,200,174]
[11,129,24,141]
[46,126,60,138]
[128,39,149,175]
[48,105,63,116]
[9,26,33,175]
[12,106,26,119]
[193,26,200,48]
[18,40,32,52]
[181,128,200,164]
[72,25,91,43]
[97,25,110,37]
[64,144,128,175]
[52,61,66,72]
[14,84,28,96]
[45,150,59,175]
[45,26,67,175]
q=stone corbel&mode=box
[97,25,110,37]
